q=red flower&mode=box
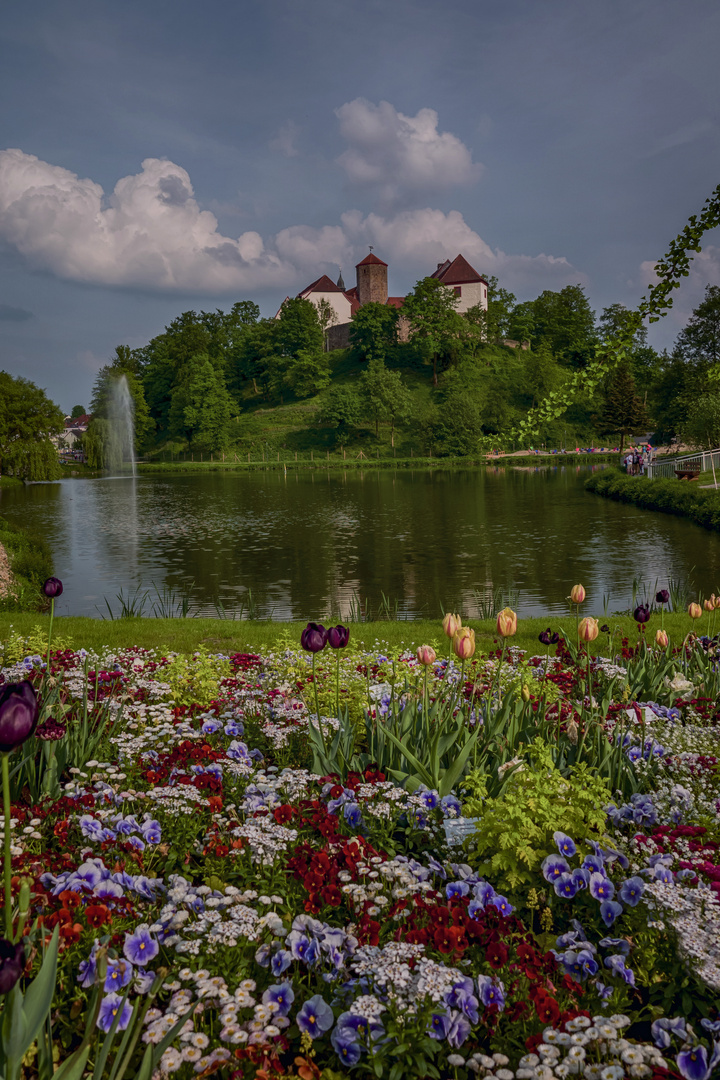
[321,885,342,907]
[486,941,508,969]
[273,805,293,825]
[86,904,111,927]
[535,993,560,1025]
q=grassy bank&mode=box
[137,451,621,475]
[586,466,720,531]
[0,611,707,659]
[0,516,53,612]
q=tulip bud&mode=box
[655,589,670,605]
[569,584,586,604]
[300,622,328,653]
[633,604,651,624]
[0,681,39,754]
[42,577,63,599]
[704,599,714,613]
[416,645,436,666]
[688,603,702,620]
[566,719,579,745]
[18,878,31,915]
[327,625,350,649]
[578,617,599,642]
[715,595,720,611]
[442,613,462,638]
[496,607,517,638]
[521,685,531,702]
[452,627,475,660]
[655,629,669,649]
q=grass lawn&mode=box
[0,610,705,657]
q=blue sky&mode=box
[1,0,719,411]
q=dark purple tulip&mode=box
[600,624,610,634]
[35,719,67,741]
[300,622,328,653]
[633,604,651,624]
[0,939,25,994]
[42,578,63,598]
[550,632,560,645]
[0,682,39,753]
[327,625,350,650]
[538,629,552,646]
[656,589,670,605]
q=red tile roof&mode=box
[430,254,486,286]
[298,274,344,296]
[356,253,388,267]
[387,296,405,308]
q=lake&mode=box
[2,465,719,620]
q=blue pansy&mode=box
[553,831,577,857]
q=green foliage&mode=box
[0,518,54,611]
[0,372,63,481]
[359,359,413,441]
[597,362,648,451]
[284,348,331,398]
[90,359,154,450]
[168,355,233,451]
[402,276,462,386]
[675,283,720,366]
[349,301,398,362]
[461,738,611,893]
[161,647,231,707]
[70,405,86,419]
[586,467,720,532]
[317,384,363,442]
[681,389,720,449]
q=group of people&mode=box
[624,445,654,475]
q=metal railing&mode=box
[646,448,720,481]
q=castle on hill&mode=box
[277,251,488,349]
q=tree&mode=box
[599,303,661,390]
[682,391,720,450]
[403,277,462,386]
[70,404,86,419]
[316,299,338,351]
[598,363,647,452]
[519,285,598,368]
[90,362,154,450]
[349,302,398,363]
[359,360,412,444]
[168,355,232,451]
[522,342,562,408]
[469,275,517,342]
[318,385,363,444]
[675,284,720,368]
[275,298,323,358]
[284,349,331,398]
[433,391,481,456]
[0,372,64,480]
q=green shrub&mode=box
[585,468,720,531]
[0,515,54,611]
[461,738,611,896]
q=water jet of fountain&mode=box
[109,375,136,477]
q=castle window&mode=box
[454,286,462,297]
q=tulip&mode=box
[569,584,586,605]
[704,598,715,613]
[578,617,599,642]
[633,604,651,624]
[35,719,67,741]
[452,627,475,660]
[300,622,328,653]
[0,939,25,994]
[655,589,670,605]
[496,607,517,638]
[0,682,39,754]
[42,577,63,598]
[442,613,462,638]
[688,603,702,620]
[327,625,350,649]
[416,645,436,666]
[655,629,669,649]
[715,596,720,610]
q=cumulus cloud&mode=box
[0,149,579,298]
[335,98,482,205]
[0,149,293,293]
[339,207,582,294]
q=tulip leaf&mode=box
[52,1044,91,1080]
[19,926,59,1055]
[438,723,482,797]
[2,984,27,1073]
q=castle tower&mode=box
[356,251,388,307]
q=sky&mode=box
[0,0,719,412]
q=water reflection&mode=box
[2,466,720,620]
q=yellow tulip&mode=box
[496,607,517,638]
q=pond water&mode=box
[2,466,720,620]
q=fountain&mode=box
[108,375,136,477]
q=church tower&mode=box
[356,251,388,307]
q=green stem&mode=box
[45,596,55,680]
[336,652,340,717]
[312,653,327,753]
[2,753,12,939]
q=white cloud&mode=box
[335,98,482,205]
[269,120,300,158]
[341,207,582,295]
[0,149,293,292]
[0,149,580,299]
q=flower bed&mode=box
[0,608,719,1080]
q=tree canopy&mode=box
[0,372,64,480]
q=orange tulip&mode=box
[704,599,714,612]
[688,603,702,619]
[578,617,599,642]
[496,607,517,638]
[655,628,669,649]
[416,645,436,666]
[452,627,476,660]
[442,613,462,638]
[570,584,586,604]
